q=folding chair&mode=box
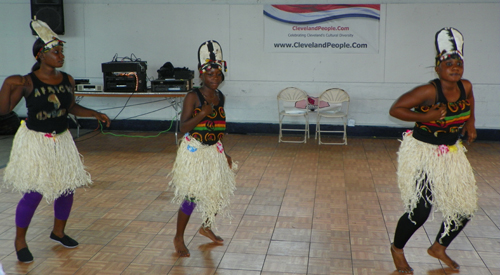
[315,88,350,145]
[277,87,310,143]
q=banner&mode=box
[264,4,380,53]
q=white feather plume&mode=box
[198,40,226,72]
[436,27,464,59]
[198,40,223,66]
[450,28,464,55]
[31,19,58,43]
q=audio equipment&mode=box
[31,0,65,35]
[151,79,192,93]
[76,84,103,92]
[101,61,147,92]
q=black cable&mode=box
[112,91,135,121]
[123,105,174,120]
[95,98,169,112]
[74,128,102,143]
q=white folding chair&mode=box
[315,88,350,145]
[277,87,310,143]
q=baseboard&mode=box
[71,118,500,141]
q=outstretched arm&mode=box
[68,103,111,127]
[67,74,110,127]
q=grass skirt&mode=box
[2,122,92,202]
[168,135,237,229]
[397,131,477,240]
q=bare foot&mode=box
[428,242,460,270]
[199,227,224,244]
[390,243,414,273]
[173,236,190,257]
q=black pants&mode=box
[393,181,470,249]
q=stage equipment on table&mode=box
[101,61,147,92]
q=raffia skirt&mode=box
[2,121,92,202]
[397,131,477,239]
[168,134,237,229]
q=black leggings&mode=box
[393,182,470,249]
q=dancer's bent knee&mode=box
[54,192,74,220]
[15,192,43,228]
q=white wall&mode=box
[1,1,499,130]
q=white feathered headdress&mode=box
[435,27,463,64]
[198,40,227,74]
[30,18,65,54]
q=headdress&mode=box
[435,27,463,65]
[30,18,65,58]
[198,40,227,74]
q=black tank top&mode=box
[25,72,73,133]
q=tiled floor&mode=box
[0,131,499,275]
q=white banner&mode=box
[264,4,380,53]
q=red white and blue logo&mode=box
[264,5,380,24]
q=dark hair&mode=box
[31,38,45,72]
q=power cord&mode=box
[112,91,134,120]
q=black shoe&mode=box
[50,232,79,248]
[16,247,34,263]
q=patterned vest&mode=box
[189,89,226,145]
[413,79,471,145]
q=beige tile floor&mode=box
[0,131,499,275]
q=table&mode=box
[73,91,187,143]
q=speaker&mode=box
[31,0,64,35]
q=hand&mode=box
[225,154,232,169]
[461,119,476,144]
[200,101,213,116]
[426,103,446,122]
[94,112,111,127]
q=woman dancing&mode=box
[389,27,477,273]
[0,19,110,263]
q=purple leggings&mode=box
[15,192,74,228]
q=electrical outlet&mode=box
[348,119,355,127]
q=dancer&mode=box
[0,19,110,263]
[389,27,477,273]
[169,40,236,257]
